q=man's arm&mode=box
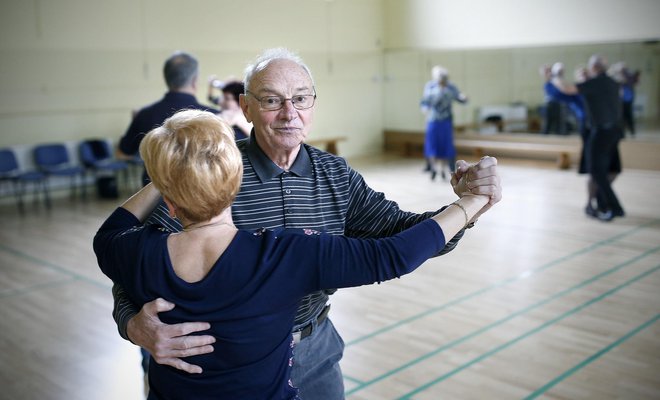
[111,287,215,374]
[343,165,465,255]
[112,283,138,341]
[344,156,500,251]
[552,77,579,96]
[116,112,144,160]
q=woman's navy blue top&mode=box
[94,207,444,399]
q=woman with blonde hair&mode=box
[94,109,495,399]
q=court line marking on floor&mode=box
[344,246,660,395]
[395,263,660,399]
[0,242,109,290]
[346,219,659,348]
[0,277,78,299]
[524,313,660,400]
[343,375,366,385]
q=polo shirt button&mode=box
[286,208,292,214]
[285,189,291,194]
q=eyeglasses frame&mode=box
[245,90,317,111]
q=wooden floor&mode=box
[1,154,659,400]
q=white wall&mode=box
[2,0,659,165]
[384,0,660,50]
[0,0,385,159]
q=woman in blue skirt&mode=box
[421,65,468,181]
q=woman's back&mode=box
[136,228,311,399]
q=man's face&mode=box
[240,59,315,154]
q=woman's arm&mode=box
[94,184,161,282]
[551,77,579,95]
[286,192,491,293]
[431,195,488,241]
[120,183,162,222]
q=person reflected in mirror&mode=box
[420,65,468,181]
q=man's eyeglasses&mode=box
[246,91,316,111]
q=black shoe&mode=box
[430,170,437,181]
[441,171,447,181]
[595,210,614,222]
[423,164,432,172]
[612,209,625,217]
[585,204,597,217]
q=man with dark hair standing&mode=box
[577,54,625,221]
[117,51,218,184]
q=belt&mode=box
[292,305,331,345]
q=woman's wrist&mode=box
[454,195,488,227]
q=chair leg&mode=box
[14,180,25,214]
[69,175,75,199]
[81,173,87,200]
[43,179,51,209]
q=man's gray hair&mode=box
[243,48,315,91]
[163,51,199,90]
[431,65,448,81]
[588,54,608,74]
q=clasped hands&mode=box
[450,156,502,224]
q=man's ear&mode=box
[191,73,198,92]
[239,94,252,123]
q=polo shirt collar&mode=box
[245,131,313,182]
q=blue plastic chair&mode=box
[33,143,86,205]
[0,148,48,212]
[79,139,129,195]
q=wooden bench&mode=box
[384,130,580,169]
[453,139,578,169]
[305,136,347,155]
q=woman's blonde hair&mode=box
[140,109,243,223]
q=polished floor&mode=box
[1,153,659,400]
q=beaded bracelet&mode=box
[451,201,469,229]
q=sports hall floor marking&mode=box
[345,219,659,348]
[1,216,657,397]
[395,263,660,399]
[524,313,660,399]
[345,245,660,395]
[0,242,109,290]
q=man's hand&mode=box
[127,298,216,374]
[451,156,502,222]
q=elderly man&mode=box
[577,54,625,221]
[112,48,501,399]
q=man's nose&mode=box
[279,99,298,117]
